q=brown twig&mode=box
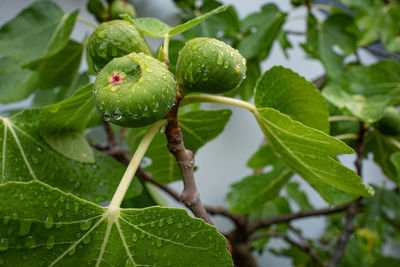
[165,97,212,225]
[248,204,349,233]
[252,232,326,267]
[327,122,366,267]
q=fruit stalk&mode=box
[109,119,166,209]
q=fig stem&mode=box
[328,115,358,122]
[181,95,257,113]
[162,34,170,67]
[333,133,358,141]
[77,16,99,28]
[108,119,167,209]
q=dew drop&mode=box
[80,219,92,231]
[46,235,55,250]
[190,232,197,238]
[158,219,164,227]
[44,214,54,229]
[82,233,92,245]
[0,238,8,252]
[167,217,173,224]
[19,220,32,236]
[113,108,122,120]
[57,209,63,218]
[156,239,162,248]
[24,235,36,248]
[125,258,135,267]
[103,110,111,121]
[68,246,76,256]
[140,232,146,239]
[74,202,80,213]
[2,216,10,225]
[177,223,183,229]
[132,233,138,242]
[162,74,167,81]
[235,64,241,74]
[159,125,166,134]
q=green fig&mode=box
[111,0,136,19]
[176,37,246,94]
[87,20,152,71]
[93,52,177,127]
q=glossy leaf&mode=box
[365,131,399,183]
[303,13,357,78]
[131,5,228,38]
[255,66,329,133]
[237,4,286,60]
[227,166,292,214]
[39,84,95,163]
[0,109,141,202]
[323,84,391,123]
[127,109,232,183]
[0,181,233,266]
[0,1,77,64]
[181,1,240,44]
[25,40,84,90]
[286,183,313,211]
[254,108,374,198]
[390,152,400,185]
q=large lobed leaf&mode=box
[254,107,374,198]
[255,66,329,133]
[0,109,141,203]
[39,84,95,163]
[0,181,233,266]
[237,4,286,61]
[254,66,358,204]
[0,1,79,103]
[127,109,232,184]
[303,13,357,78]
[323,60,400,123]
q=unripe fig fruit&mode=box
[176,37,246,94]
[375,106,400,136]
[87,0,108,22]
[87,20,152,71]
[93,52,177,127]
[111,0,136,19]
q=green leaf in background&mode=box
[130,5,228,38]
[0,56,39,103]
[255,66,330,133]
[390,152,400,185]
[0,1,77,64]
[25,40,84,90]
[237,4,286,61]
[323,84,391,123]
[127,109,232,183]
[181,1,240,44]
[333,60,400,98]
[227,159,292,214]
[0,1,78,103]
[365,131,399,184]
[0,181,233,266]
[323,60,400,122]
[130,17,172,38]
[303,13,357,78]
[356,2,400,52]
[254,108,374,199]
[285,183,313,211]
[39,84,95,163]
[0,109,141,202]
[168,39,185,74]
[249,196,291,221]
[278,31,293,58]
[33,72,90,107]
